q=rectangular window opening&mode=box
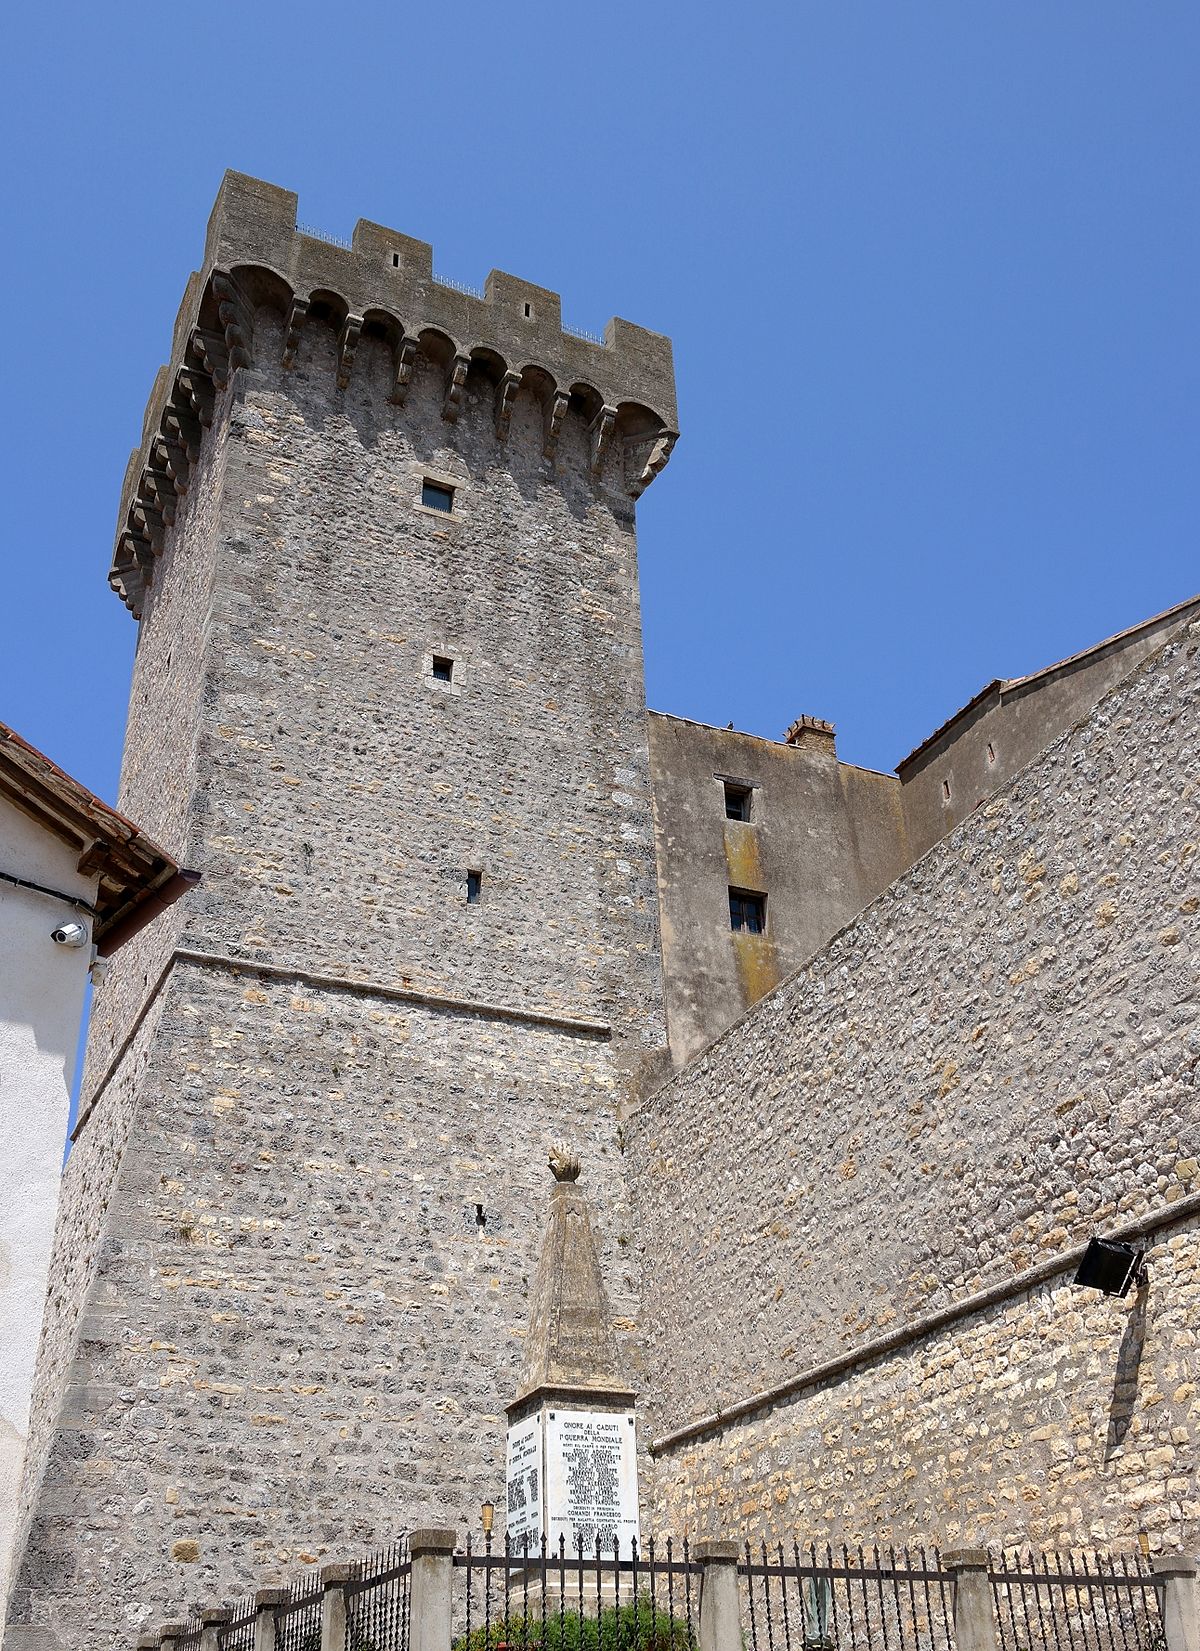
[421,479,455,513]
[942,778,952,801]
[466,869,482,905]
[723,781,753,822]
[391,251,401,268]
[729,888,766,934]
[432,655,454,683]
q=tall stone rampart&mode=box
[627,621,1199,1548]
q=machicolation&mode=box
[110,171,678,618]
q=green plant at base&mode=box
[454,1592,692,1651]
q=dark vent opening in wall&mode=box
[466,869,482,904]
[475,1204,486,1227]
[943,778,952,801]
[987,742,996,765]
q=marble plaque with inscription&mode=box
[505,1414,543,1550]
[545,1409,639,1554]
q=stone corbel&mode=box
[627,430,677,498]
[142,471,177,527]
[542,389,570,458]
[118,529,155,572]
[282,297,309,368]
[389,336,419,404]
[494,369,522,440]
[164,401,203,461]
[131,500,165,550]
[336,314,364,390]
[212,273,252,373]
[588,404,617,475]
[153,436,191,494]
[190,327,230,391]
[177,368,215,428]
[442,352,470,422]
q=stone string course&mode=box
[629,622,1199,1548]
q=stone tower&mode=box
[5,173,677,1651]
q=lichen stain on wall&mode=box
[723,823,782,1007]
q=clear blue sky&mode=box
[2,1,1197,794]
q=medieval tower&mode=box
[6,173,678,1650]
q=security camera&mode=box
[51,920,90,949]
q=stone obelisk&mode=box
[504,1146,639,1556]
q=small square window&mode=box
[729,888,766,934]
[432,655,454,683]
[724,782,753,822]
[422,479,455,513]
[466,870,482,905]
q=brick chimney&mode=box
[784,715,837,757]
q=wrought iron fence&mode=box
[741,1542,954,1651]
[142,1534,1177,1651]
[176,1612,204,1650]
[346,1540,412,1651]
[276,1571,324,1651]
[219,1597,257,1651]
[451,1534,699,1651]
[991,1551,1164,1651]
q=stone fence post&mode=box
[158,1622,188,1651]
[253,1587,288,1651]
[321,1564,355,1651]
[941,1550,999,1651]
[1154,1558,1200,1651]
[409,1529,456,1651]
[200,1608,232,1651]
[695,1539,741,1651]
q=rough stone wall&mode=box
[629,621,1199,1547]
[647,715,910,1064]
[898,596,1200,860]
[176,310,664,1062]
[7,295,666,1648]
[652,1217,1199,1551]
[79,403,229,1094]
[10,966,641,1643]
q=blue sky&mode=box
[2,1,1196,794]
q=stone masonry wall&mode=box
[7,289,668,1650]
[652,1214,1198,1551]
[628,621,1199,1548]
[10,967,641,1644]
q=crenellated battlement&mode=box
[110,171,679,618]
